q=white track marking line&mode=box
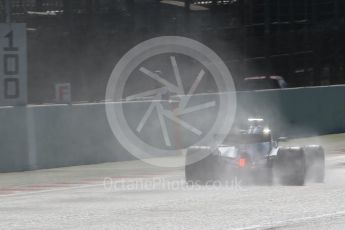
[0,175,179,199]
[235,210,345,230]
[326,155,345,162]
[0,183,102,198]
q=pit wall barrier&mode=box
[0,85,343,172]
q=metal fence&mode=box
[11,0,63,12]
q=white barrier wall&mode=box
[0,103,132,172]
[0,106,29,171]
[1,85,345,172]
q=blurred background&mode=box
[1,0,344,103]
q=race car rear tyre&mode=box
[274,148,306,186]
[303,146,325,183]
[185,150,218,185]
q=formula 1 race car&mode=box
[185,118,325,186]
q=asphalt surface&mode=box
[1,135,345,230]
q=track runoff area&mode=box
[1,134,345,229]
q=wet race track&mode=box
[1,135,345,230]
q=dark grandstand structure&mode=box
[2,0,345,103]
